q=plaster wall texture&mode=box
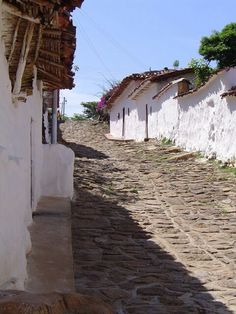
[110,82,159,141]
[0,10,75,289]
[0,43,43,290]
[134,84,159,140]
[109,73,194,141]
[155,84,179,140]
[154,68,236,162]
[110,81,138,140]
[175,68,236,162]
[41,144,74,199]
[110,69,236,162]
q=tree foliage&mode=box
[80,101,99,120]
[188,58,214,87]
[199,23,236,68]
[71,113,87,121]
[173,60,179,69]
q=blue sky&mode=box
[61,0,236,116]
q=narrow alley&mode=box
[61,121,236,314]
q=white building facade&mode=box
[109,68,236,163]
[109,69,194,141]
[0,0,82,290]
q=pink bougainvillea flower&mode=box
[96,96,107,111]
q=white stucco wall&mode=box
[110,69,236,162]
[110,82,159,141]
[156,84,179,140]
[0,41,43,289]
[134,84,159,140]
[41,144,74,198]
[0,7,75,289]
[110,81,139,140]
[175,68,236,162]
[154,68,236,162]
[109,73,194,141]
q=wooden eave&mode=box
[221,85,236,98]
[2,0,83,94]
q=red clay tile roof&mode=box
[176,67,235,98]
[152,82,173,100]
[221,86,236,98]
[152,78,191,100]
[128,68,193,99]
[106,72,157,106]
[150,68,193,82]
[107,68,193,106]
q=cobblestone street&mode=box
[61,121,236,314]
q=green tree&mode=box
[188,58,214,87]
[71,113,87,121]
[81,101,99,120]
[199,23,236,68]
[173,60,179,69]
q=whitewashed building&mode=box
[108,69,194,141]
[0,0,83,290]
[172,68,236,162]
[108,67,236,162]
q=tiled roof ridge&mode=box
[221,84,236,98]
[107,68,192,106]
[176,67,236,98]
[152,82,173,100]
[128,68,193,99]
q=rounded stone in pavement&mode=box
[60,121,236,314]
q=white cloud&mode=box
[60,90,99,117]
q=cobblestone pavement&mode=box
[61,121,236,314]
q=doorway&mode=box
[122,107,125,138]
[30,118,34,209]
[145,104,149,140]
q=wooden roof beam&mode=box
[3,2,41,24]
[8,18,21,63]
[39,48,60,59]
[34,24,43,62]
[43,29,62,37]
[38,68,62,83]
[13,22,35,95]
[37,57,65,69]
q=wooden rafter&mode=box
[39,48,60,59]
[43,29,62,37]
[34,24,43,62]
[2,0,81,93]
[2,2,40,24]
[13,22,35,95]
[37,57,65,69]
[8,18,21,63]
[37,68,62,82]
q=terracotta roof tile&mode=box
[221,85,236,98]
[107,68,193,106]
[128,68,193,99]
[176,67,235,98]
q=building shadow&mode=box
[65,142,233,314]
[71,187,232,314]
[67,141,109,159]
[58,126,109,160]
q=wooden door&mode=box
[145,104,149,140]
[122,107,125,138]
